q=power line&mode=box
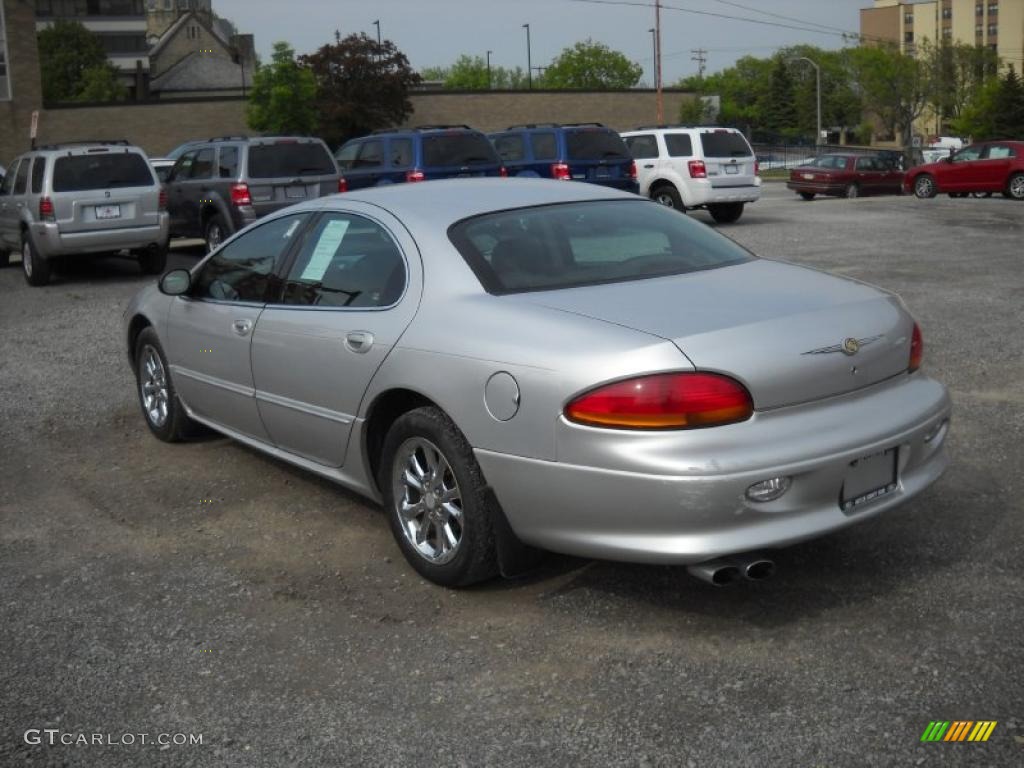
[711,0,855,36]
[691,47,707,78]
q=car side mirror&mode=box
[159,268,191,295]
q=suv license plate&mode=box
[841,448,897,512]
[725,165,739,174]
[285,186,306,199]
[595,167,610,178]
[95,204,121,220]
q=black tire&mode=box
[1007,172,1024,201]
[948,192,967,199]
[844,183,859,199]
[798,192,815,201]
[134,327,195,442]
[137,242,169,275]
[708,202,745,224]
[204,213,229,253]
[651,184,684,211]
[21,233,51,287]
[913,174,937,199]
[0,249,9,268]
[379,406,499,587]
[971,192,992,199]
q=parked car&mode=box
[149,157,175,183]
[905,140,1024,200]
[163,135,341,252]
[334,125,505,190]
[0,140,169,286]
[488,123,638,193]
[124,178,950,588]
[621,125,760,223]
[786,154,905,200]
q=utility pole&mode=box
[655,0,663,123]
[523,23,532,89]
[486,50,493,90]
[648,28,656,89]
[691,48,707,80]
[372,19,381,46]
[532,65,547,84]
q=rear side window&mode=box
[247,142,336,178]
[987,144,1016,159]
[566,129,630,161]
[52,153,155,192]
[450,200,753,294]
[218,146,239,178]
[625,135,658,159]
[665,134,694,157]
[530,133,557,161]
[699,131,752,158]
[390,138,413,168]
[422,133,499,167]
[493,134,525,162]
[31,158,46,193]
[14,159,30,194]
[0,160,17,195]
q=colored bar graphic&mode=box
[921,721,996,742]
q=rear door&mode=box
[49,149,159,236]
[976,143,1015,190]
[244,139,339,217]
[348,139,386,189]
[181,147,215,238]
[420,131,503,179]
[166,150,197,236]
[854,156,884,193]
[698,129,757,188]
[564,127,633,187]
[624,133,661,193]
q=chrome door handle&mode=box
[643,164,655,169]
[232,319,253,336]
[344,331,374,353]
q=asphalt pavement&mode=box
[1,184,1021,767]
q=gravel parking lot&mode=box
[1,184,1022,767]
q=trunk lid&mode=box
[517,260,913,410]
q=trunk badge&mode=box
[802,335,882,356]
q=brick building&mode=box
[0,1,43,167]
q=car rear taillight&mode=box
[629,160,638,180]
[406,169,425,183]
[158,188,167,211]
[499,166,508,178]
[551,162,571,180]
[338,177,348,193]
[230,183,251,206]
[564,372,753,430]
[755,159,760,175]
[39,197,55,222]
[909,322,923,373]
[688,160,707,179]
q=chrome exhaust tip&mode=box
[686,560,742,586]
[728,553,776,581]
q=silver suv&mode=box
[621,125,761,223]
[0,140,169,286]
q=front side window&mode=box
[171,150,196,181]
[665,134,694,157]
[450,200,753,295]
[625,134,658,159]
[194,214,307,303]
[280,213,406,308]
[493,134,525,162]
[0,159,17,195]
[334,142,359,171]
[952,145,984,163]
[189,148,214,179]
[354,140,383,169]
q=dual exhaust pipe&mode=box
[687,553,775,586]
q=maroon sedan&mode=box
[787,154,904,200]
[905,140,1024,200]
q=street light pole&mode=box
[486,50,492,90]
[792,56,822,147]
[655,0,663,123]
[523,24,532,89]
[372,19,381,46]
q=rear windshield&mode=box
[699,131,753,158]
[247,142,336,178]
[422,133,499,167]
[449,200,753,295]
[52,153,154,192]
[566,129,630,161]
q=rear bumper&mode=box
[475,372,951,564]
[686,179,761,207]
[31,215,169,258]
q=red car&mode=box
[905,140,1024,200]
[787,154,904,200]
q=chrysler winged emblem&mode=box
[802,335,882,356]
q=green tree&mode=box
[919,39,999,131]
[76,64,125,102]
[760,57,798,139]
[991,64,1024,138]
[676,56,773,132]
[848,44,929,158]
[38,20,118,102]
[949,75,1000,139]
[543,39,642,89]
[301,32,420,147]
[246,42,318,136]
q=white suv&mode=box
[621,126,761,223]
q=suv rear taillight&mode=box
[688,160,707,179]
[39,197,55,222]
[230,183,251,206]
[406,169,425,183]
[909,322,923,372]
[338,177,348,193]
[499,166,508,178]
[755,159,760,176]
[551,162,571,180]
[564,372,753,430]
[629,160,638,180]
[158,188,167,211]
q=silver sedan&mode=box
[123,179,951,587]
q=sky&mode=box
[213,0,868,84]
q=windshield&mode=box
[699,131,753,158]
[566,129,630,161]
[52,153,154,192]
[247,142,336,178]
[422,133,499,167]
[449,200,754,295]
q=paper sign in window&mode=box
[300,219,350,282]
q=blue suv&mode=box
[334,125,506,190]
[488,123,638,193]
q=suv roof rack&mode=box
[505,123,561,130]
[208,135,248,142]
[36,139,131,150]
[413,124,473,131]
[633,124,697,130]
[561,122,606,128]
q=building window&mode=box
[988,3,998,14]
[942,8,952,19]
[976,24,984,35]
[976,3,984,15]
[988,23,998,35]
[186,24,200,39]
[0,3,9,101]
[905,12,913,24]
[904,31,914,43]
[942,27,953,38]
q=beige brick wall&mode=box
[0,0,44,167]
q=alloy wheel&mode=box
[139,345,170,428]
[22,240,32,278]
[654,192,676,208]
[1009,174,1024,200]
[914,176,934,198]
[391,437,464,565]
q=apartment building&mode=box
[861,0,1024,67]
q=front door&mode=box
[251,207,421,467]
[166,212,311,440]
[938,144,985,191]
[166,150,198,237]
[0,158,22,249]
